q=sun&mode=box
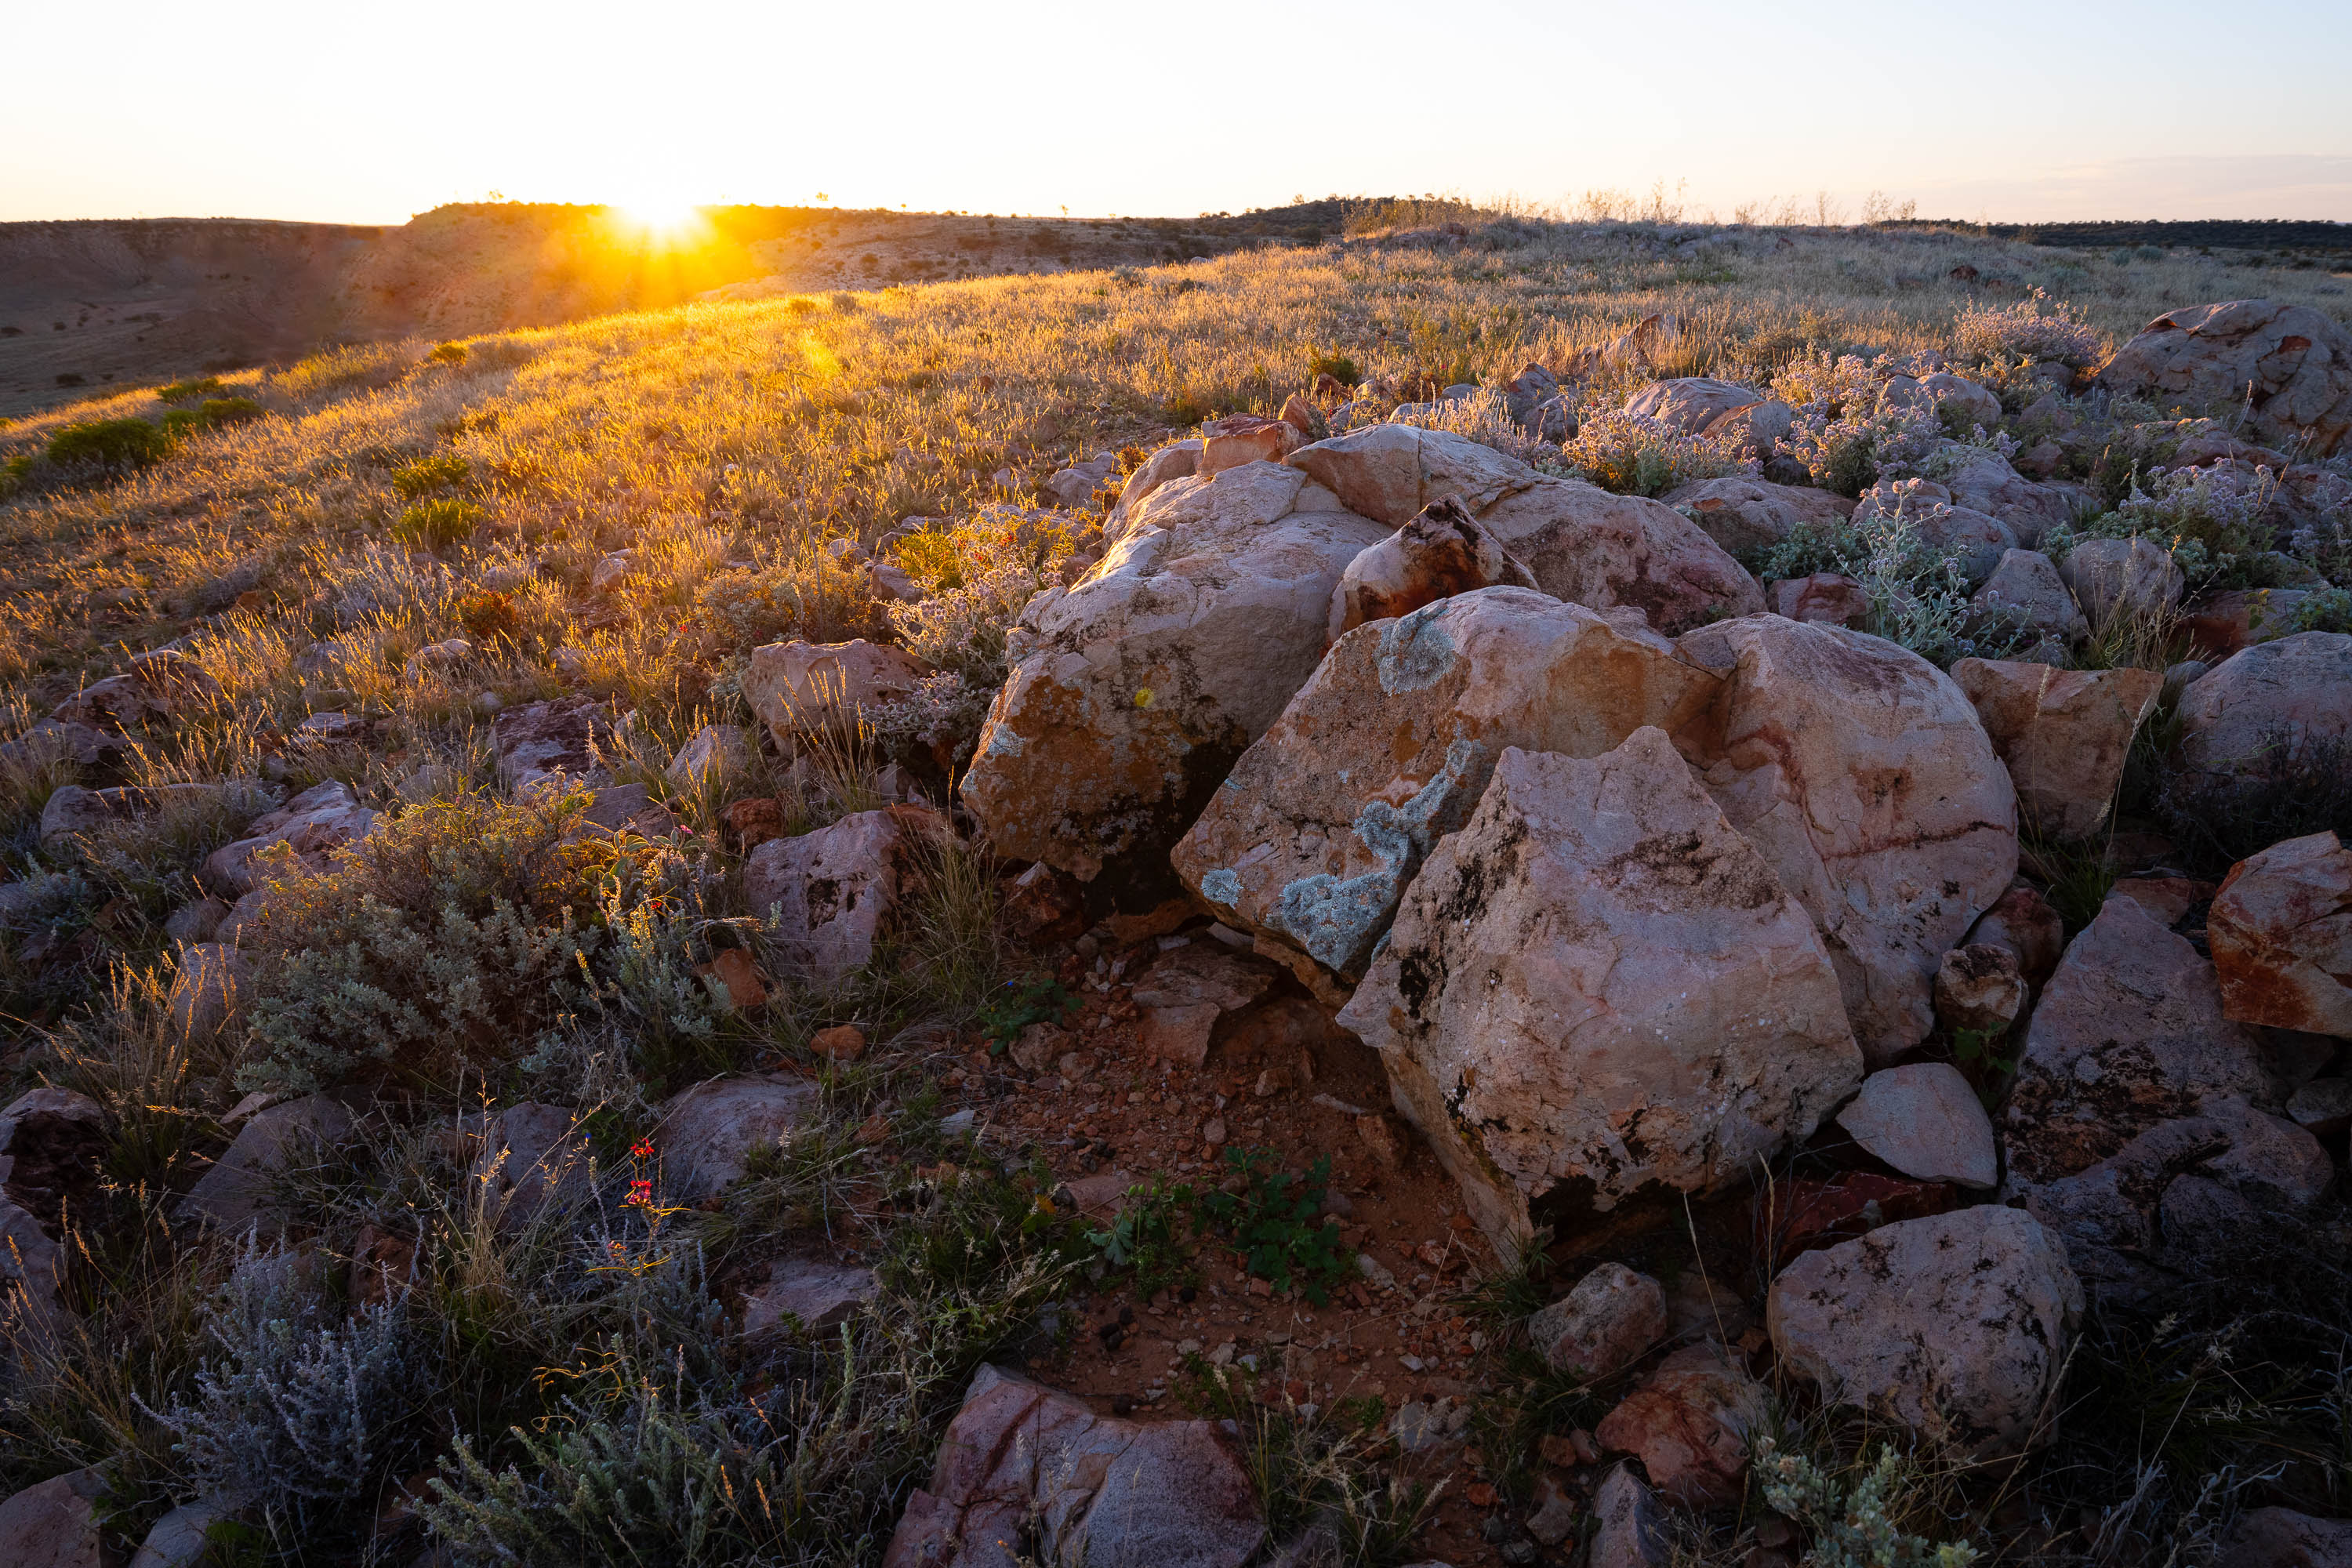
[609,194,706,239]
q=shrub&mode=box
[1307,347,1361,387]
[1756,1438,1979,1567]
[695,554,885,648]
[46,417,171,470]
[394,499,488,551]
[456,587,521,643]
[1759,492,2029,667]
[1951,287,2103,368]
[1550,408,1753,496]
[157,376,226,404]
[392,454,472,499]
[1783,400,1943,497]
[2286,586,2352,634]
[158,397,263,442]
[430,342,470,364]
[2046,464,2281,590]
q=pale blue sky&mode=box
[5,0,2348,223]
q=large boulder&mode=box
[1334,732,1862,1250]
[196,780,376,898]
[0,1469,105,1568]
[1325,495,1537,643]
[2209,831,2352,1037]
[1969,549,2086,654]
[2060,536,2184,626]
[1660,477,1850,559]
[1624,377,1765,434]
[1675,616,2020,1063]
[2100,299,2352,458]
[882,1363,1264,1568]
[1767,1207,2081,1459]
[960,459,1390,886]
[1951,659,2163,840]
[1473,477,1765,634]
[2176,633,2352,772]
[2003,895,2278,1189]
[1107,439,1201,539]
[743,805,954,985]
[743,639,934,745]
[1883,371,2004,430]
[1174,589,1721,979]
[1939,450,2078,547]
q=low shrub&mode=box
[157,376,227,404]
[394,498,488,551]
[430,342,470,364]
[1550,408,1752,496]
[158,397,262,441]
[392,454,473,498]
[46,417,171,470]
[1951,287,2104,368]
[2046,464,2284,590]
[1759,492,2030,667]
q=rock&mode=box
[53,653,219,730]
[1940,451,2078,548]
[743,805,955,985]
[38,781,250,843]
[1588,1465,1668,1568]
[0,718,122,770]
[1129,944,1279,1068]
[1175,589,1720,979]
[1525,1263,1667,1378]
[130,1496,237,1568]
[1002,861,1086,943]
[589,551,634,593]
[2003,895,2276,1188]
[2288,1076,2352,1136]
[1835,1062,1998,1188]
[1199,413,1304,477]
[1604,311,1682,372]
[742,640,934,745]
[666,724,751,790]
[1933,942,2027,1036]
[1767,1207,2080,1459]
[1387,1396,1472,1457]
[724,796,785,850]
[169,942,252,1040]
[405,637,471,673]
[1283,423,1536,528]
[1593,1343,1767,1508]
[1335,733,1861,1250]
[655,1076,820,1199]
[961,459,1389,884]
[2222,1506,2352,1567]
[164,897,231,943]
[1951,659,2162,840]
[2176,633,2352,773]
[1105,439,1201,539]
[1504,363,1560,426]
[181,1094,357,1229]
[742,1255,878,1333]
[1660,477,1850,559]
[462,1102,590,1226]
[2099,298,2352,457]
[871,561,924,602]
[2209,831,2352,1037]
[1325,495,1537,643]
[1524,1474,1578,1548]
[1766,572,1869,627]
[1700,397,1797,458]
[880,1363,1264,1568]
[2060,536,2184,626]
[2183,587,2311,659]
[1473,477,1765,635]
[195,780,376,897]
[810,1024,867,1062]
[1044,451,1122,509]
[292,710,369,746]
[1277,393,1325,441]
[491,697,612,794]
[1624,377,1763,434]
[1967,884,2067,989]
[2013,1096,2331,1307]
[583,782,679,837]
[1907,371,2005,430]
[1970,549,2086,651]
[1676,615,2020,1063]
[0,1468,105,1568]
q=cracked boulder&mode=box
[1951,659,2162,840]
[1676,615,2019,1064]
[2099,298,2352,458]
[743,805,956,985]
[1175,588,1721,980]
[2209,830,2352,1037]
[1336,731,1861,1251]
[883,1363,1264,1568]
[960,459,1389,888]
[1768,1206,2081,1459]
[1325,494,1537,643]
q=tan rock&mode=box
[742,805,954,985]
[1766,572,1869,627]
[2099,298,2352,458]
[1105,437,1202,541]
[1326,495,1537,643]
[2210,831,2352,1037]
[1768,1207,2081,1459]
[1129,942,1278,1067]
[1198,412,1303,477]
[1951,659,2162,840]
[1475,477,1766,634]
[2177,633,2352,773]
[1677,615,2020,1063]
[1933,942,2027,1035]
[1940,450,2079,548]
[1335,733,1861,1251]
[1176,588,1721,979]
[1593,1343,1767,1508]
[742,639,934,744]
[1660,477,1851,559]
[1283,423,1536,528]
[490,697,612,794]
[180,1094,356,1229]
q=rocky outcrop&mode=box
[1174,589,1721,979]
[2100,298,2352,458]
[743,805,955,985]
[2209,831,2352,1037]
[1199,412,1303,476]
[1325,495,1536,642]
[2176,633,2352,772]
[960,459,1390,887]
[882,1363,1264,1568]
[1835,1062,1999,1189]
[1952,659,2162,840]
[1676,615,2019,1063]
[1660,477,1850,560]
[1768,1207,2081,1459]
[743,640,934,744]
[1335,732,1861,1250]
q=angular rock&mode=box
[655,1076,820,1199]
[462,1102,589,1226]
[1525,1262,1667,1379]
[743,640,934,745]
[1199,413,1303,477]
[1593,1343,1767,1508]
[492,697,613,794]
[2061,536,2184,626]
[1589,1465,1667,1568]
[1335,733,1861,1250]
[169,942,252,1040]
[882,1363,1264,1568]
[1766,572,1869,627]
[583,782,679,838]
[2176,633,2352,773]
[1952,659,2162,840]
[1883,371,2003,430]
[1940,450,2078,547]
[2223,1506,2352,1568]
[1933,942,2027,1036]
[0,718,122,770]
[2004,895,2277,1188]
[666,724,752,790]
[1283,424,1537,528]
[1835,1062,1998,1189]
[2099,298,2352,457]
[742,1255,879,1334]
[180,1094,357,1229]
[962,460,1389,884]
[1044,452,1122,509]
[1128,943,1278,1068]
[1175,589,1720,979]
[1660,477,1851,560]
[2209,830,2352,1037]
[0,1469,105,1568]
[1967,883,2067,989]
[1325,495,1537,643]
[1474,477,1765,635]
[196,780,376,897]
[743,805,954,985]
[1677,615,2020,1062]
[1105,438,1201,540]
[1768,1207,2080,1458]
[1970,549,2086,652]
[1624,377,1762,434]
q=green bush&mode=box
[158,397,263,442]
[392,454,472,499]
[46,417,171,470]
[394,499,488,550]
[430,342,470,364]
[157,376,226,404]
[1193,1148,1350,1304]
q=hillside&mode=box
[2,216,2352,1566]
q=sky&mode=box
[4,0,2350,227]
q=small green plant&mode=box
[977,976,1078,1052]
[158,376,227,403]
[392,454,473,499]
[1193,1148,1349,1304]
[1307,347,1361,387]
[394,499,488,550]
[429,341,470,364]
[159,397,263,441]
[1757,1438,1980,1568]
[1086,1176,1196,1295]
[47,417,171,470]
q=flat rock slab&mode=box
[1835,1062,1998,1189]
[655,1076,820,1200]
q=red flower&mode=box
[630,1138,655,1160]
[626,1178,653,1207]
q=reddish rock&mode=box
[1966,884,2067,989]
[2210,830,2352,1037]
[723,796,785,850]
[1197,412,1303,477]
[1593,1343,1766,1508]
[1951,659,2163,841]
[810,1024,868,1062]
[1767,572,1870,628]
[1756,1171,1957,1259]
[1325,495,1537,643]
